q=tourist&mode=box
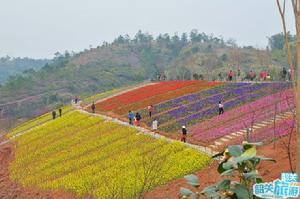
[59,108,62,117]
[264,71,268,80]
[128,111,134,125]
[80,101,85,110]
[181,126,187,143]
[74,96,79,104]
[218,101,224,115]
[259,71,264,81]
[249,70,255,81]
[52,110,56,120]
[91,102,96,113]
[152,118,158,133]
[282,67,287,81]
[228,70,233,81]
[288,68,291,81]
[135,112,142,126]
[147,105,154,118]
[218,72,223,81]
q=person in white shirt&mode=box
[218,101,224,115]
[288,68,292,81]
[152,119,158,132]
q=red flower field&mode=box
[95,80,222,114]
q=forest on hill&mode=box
[0,30,294,131]
[0,56,50,84]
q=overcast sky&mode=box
[0,0,296,59]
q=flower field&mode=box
[8,105,74,138]
[94,80,222,115]
[141,82,291,133]
[228,116,295,146]
[189,89,294,142]
[9,111,211,198]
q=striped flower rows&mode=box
[152,83,291,133]
[10,111,211,199]
[189,89,294,142]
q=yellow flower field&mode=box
[9,111,211,198]
[8,105,74,138]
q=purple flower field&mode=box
[153,82,291,132]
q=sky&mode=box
[0,0,296,59]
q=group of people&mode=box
[128,111,142,126]
[127,104,159,133]
[227,67,293,82]
[52,108,62,120]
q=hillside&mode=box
[0,80,295,199]
[0,31,290,130]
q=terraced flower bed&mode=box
[148,83,291,133]
[95,80,222,115]
[230,116,295,145]
[190,89,294,142]
[8,105,74,138]
[9,111,211,199]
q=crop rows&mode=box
[8,105,74,138]
[190,89,294,142]
[94,80,221,114]
[146,83,291,133]
[231,117,295,145]
[10,111,211,199]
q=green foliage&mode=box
[180,141,276,199]
[268,32,296,50]
[0,56,49,84]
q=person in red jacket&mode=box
[259,71,264,81]
[228,70,233,81]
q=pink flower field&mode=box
[189,90,294,142]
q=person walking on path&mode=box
[91,102,96,113]
[52,110,56,120]
[249,70,256,81]
[147,105,154,118]
[237,69,241,81]
[228,70,233,81]
[282,67,287,81]
[135,112,142,126]
[152,118,158,133]
[59,108,62,117]
[259,71,264,81]
[74,96,79,104]
[128,111,134,125]
[288,68,292,81]
[181,126,187,143]
[218,101,224,115]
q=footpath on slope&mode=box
[73,101,218,157]
[0,82,155,147]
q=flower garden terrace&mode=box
[92,81,294,150]
[7,111,211,198]
[3,80,296,198]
